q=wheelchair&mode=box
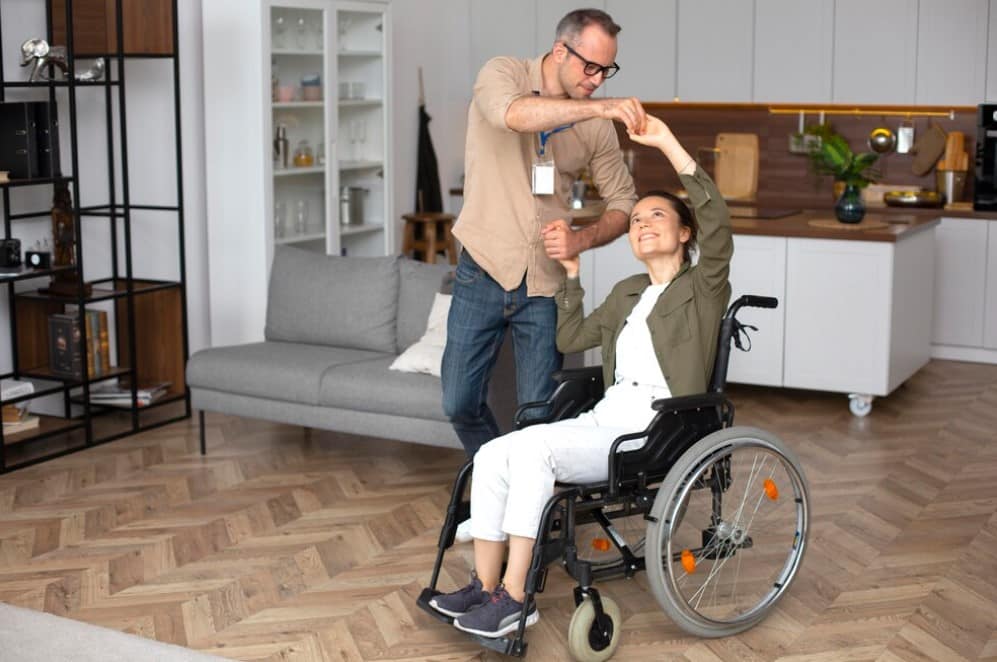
[416,295,810,660]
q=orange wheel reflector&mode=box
[763,478,779,500]
[591,538,611,552]
[681,549,696,574]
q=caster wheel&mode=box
[567,594,621,661]
[848,394,873,417]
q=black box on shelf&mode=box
[48,313,82,379]
[0,101,60,180]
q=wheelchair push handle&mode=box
[725,294,778,321]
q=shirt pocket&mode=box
[654,306,693,347]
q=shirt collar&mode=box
[529,54,547,94]
[622,262,692,296]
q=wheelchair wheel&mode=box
[567,594,621,662]
[645,426,809,638]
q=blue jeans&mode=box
[441,251,563,457]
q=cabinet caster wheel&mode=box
[568,594,621,661]
[848,394,873,417]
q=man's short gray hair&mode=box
[555,8,621,45]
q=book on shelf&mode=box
[89,380,171,407]
[60,306,112,378]
[1,378,35,401]
[2,404,29,423]
[48,313,82,378]
[3,415,40,434]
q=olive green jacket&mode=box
[555,167,733,397]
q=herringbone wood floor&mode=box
[1,359,996,661]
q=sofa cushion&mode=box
[396,258,453,350]
[318,356,448,422]
[265,246,400,352]
[187,342,390,405]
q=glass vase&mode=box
[834,182,865,224]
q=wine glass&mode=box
[295,17,308,49]
[274,200,288,238]
[272,13,287,49]
[295,199,309,234]
[349,119,366,161]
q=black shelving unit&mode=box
[0,0,190,473]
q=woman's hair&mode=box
[555,9,621,45]
[639,190,698,264]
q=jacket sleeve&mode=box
[555,277,609,353]
[679,167,733,296]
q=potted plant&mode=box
[803,124,880,223]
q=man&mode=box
[442,8,646,458]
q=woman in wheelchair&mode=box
[428,115,737,638]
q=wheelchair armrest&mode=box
[514,366,605,428]
[651,392,730,413]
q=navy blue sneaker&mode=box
[453,585,539,637]
[428,573,490,618]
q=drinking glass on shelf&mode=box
[274,200,288,238]
[349,119,366,160]
[311,21,323,50]
[272,13,287,49]
[295,199,309,234]
[295,17,308,49]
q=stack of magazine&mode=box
[89,380,171,408]
[1,379,39,434]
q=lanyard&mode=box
[538,124,573,157]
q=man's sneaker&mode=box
[453,585,539,638]
[454,517,473,544]
[428,573,490,618]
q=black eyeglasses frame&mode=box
[560,42,620,79]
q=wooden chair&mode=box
[401,212,458,264]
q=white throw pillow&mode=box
[389,292,451,377]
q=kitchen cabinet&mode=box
[536,0,604,55]
[988,0,997,102]
[604,0,676,101]
[931,218,988,347]
[675,0,753,102]
[984,221,997,349]
[833,0,917,103]
[915,0,988,105]
[202,0,392,346]
[783,231,935,400]
[726,235,787,387]
[753,0,833,103]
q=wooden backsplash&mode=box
[618,103,978,209]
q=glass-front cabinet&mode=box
[264,0,390,257]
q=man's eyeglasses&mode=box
[561,42,620,79]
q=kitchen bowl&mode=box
[883,190,943,208]
[868,127,896,154]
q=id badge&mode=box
[532,160,555,195]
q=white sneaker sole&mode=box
[427,599,466,619]
[453,610,539,638]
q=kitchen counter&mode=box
[730,210,939,242]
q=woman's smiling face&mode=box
[627,195,691,261]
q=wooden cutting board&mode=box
[714,133,759,201]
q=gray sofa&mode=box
[186,246,515,453]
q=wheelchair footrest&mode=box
[415,587,529,657]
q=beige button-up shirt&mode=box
[454,54,636,297]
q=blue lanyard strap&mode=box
[538,123,573,157]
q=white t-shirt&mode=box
[613,282,671,392]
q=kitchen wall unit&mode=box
[985,221,997,349]
[676,0,754,102]
[203,0,392,346]
[833,0,919,104]
[604,0,676,101]
[915,0,988,105]
[753,0,834,103]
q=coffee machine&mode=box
[974,104,997,210]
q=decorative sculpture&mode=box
[20,38,105,83]
[43,182,91,297]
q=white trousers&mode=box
[469,382,668,541]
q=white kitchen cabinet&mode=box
[984,221,997,349]
[753,0,833,103]
[203,0,392,346]
[915,0,988,105]
[784,230,935,397]
[536,0,605,55]
[833,0,918,104]
[931,218,988,347]
[675,0,753,102]
[727,235,787,387]
[988,0,997,101]
[604,0,677,101]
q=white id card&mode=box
[532,161,555,195]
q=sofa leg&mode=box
[199,410,206,455]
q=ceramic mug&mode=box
[277,85,297,102]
